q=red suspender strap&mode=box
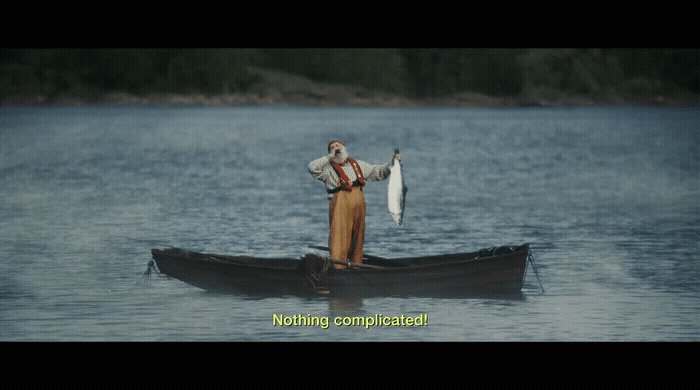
[331,158,365,191]
[331,161,352,190]
[348,158,366,186]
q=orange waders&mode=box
[328,186,366,269]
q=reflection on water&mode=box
[328,297,365,318]
[0,106,698,340]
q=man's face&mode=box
[330,142,348,164]
[329,141,344,156]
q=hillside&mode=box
[2,49,699,107]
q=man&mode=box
[308,140,401,269]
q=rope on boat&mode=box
[302,254,330,294]
[477,245,544,294]
[527,249,545,294]
[135,260,162,286]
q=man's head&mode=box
[328,139,348,164]
[328,140,345,153]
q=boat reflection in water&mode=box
[328,297,365,318]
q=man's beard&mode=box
[332,147,348,164]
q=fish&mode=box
[387,148,407,225]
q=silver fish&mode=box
[387,148,407,225]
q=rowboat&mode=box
[150,244,532,298]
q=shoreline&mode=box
[3,66,697,108]
[2,91,696,108]
[3,64,698,108]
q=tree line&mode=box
[1,48,698,101]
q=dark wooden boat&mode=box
[150,244,530,298]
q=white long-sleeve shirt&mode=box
[308,154,392,199]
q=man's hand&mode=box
[394,152,402,161]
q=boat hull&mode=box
[151,244,529,298]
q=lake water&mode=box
[0,105,698,341]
